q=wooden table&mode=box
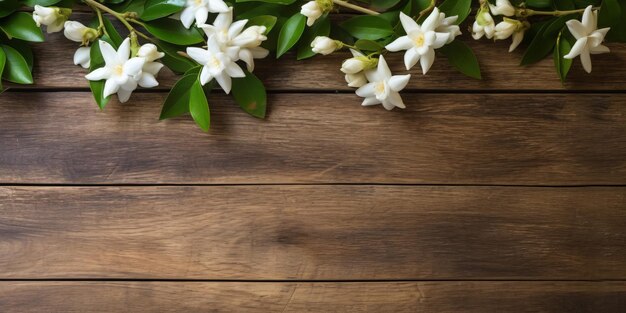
[1,24,626,311]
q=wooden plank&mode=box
[0,281,624,312]
[14,12,626,91]
[1,186,625,279]
[1,92,626,184]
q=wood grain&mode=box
[13,12,626,91]
[2,186,625,279]
[1,281,625,312]
[1,92,626,184]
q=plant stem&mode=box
[417,0,436,20]
[92,6,109,37]
[520,7,598,17]
[84,0,134,32]
[332,0,379,15]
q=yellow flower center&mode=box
[414,34,425,47]
[194,0,203,5]
[114,64,124,76]
[209,55,222,68]
[374,82,385,94]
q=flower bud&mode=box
[33,5,71,33]
[345,73,367,88]
[73,46,91,68]
[232,26,267,48]
[341,58,366,74]
[489,0,516,16]
[137,43,165,62]
[311,36,339,55]
[472,8,495,40]
[494,20,516,40]
[300,1,323,27]
[64,21,98,45]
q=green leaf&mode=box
[142,0,185,21]
[7,40,34,70]
[189,79,210,132]
[155,40,196,74]
[145,18,204,45]
[235,2,286,19]
[22,0,63,6]
[88,42,110,109]
[371,0,402,10]
[232,70,266,118]
[553,0,575,10]
[439,40,481,79]
[438,0,472,24]
[236,0,296,4]
[542,14,576,39]
[111,0,146,16]
[101,16,123,47]
[0,44,33,84]
[553,30,573,82]
[296,15,330,60]
[160,73,197,119]
[0,12,44,42]
[526,0,553,8]
[276,13,306,58]
[247,15,278,34]
[0,47,6,89]
[0,0,20,18]
[341,16,394,40]
[520,18,559,65]
[355,39,384,52]
[598,0,624,42]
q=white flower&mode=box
[563,5,610,73]
[385,9,450,74]
[494,18,526,52]
[301,1,323,27]
[345,73,367,88]
[489,0,515,16]
[200,8,269,72]
[33,5,68,33]
[186,36,245,93]
[472,8,495,40]
[136,43,165,88]
[64,21,97,45]
[85,38,146,103]
[73,46,90,68]
[180,0,229,29]
[355,55,411,111]
[311,36,338,55]
[435,13,461,44]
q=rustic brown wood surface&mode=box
[1,281,625,312]
[1,17,626,311]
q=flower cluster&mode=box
[186,8,268,93]
[10,0,621,131]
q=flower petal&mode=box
[123,57,146,76]
[509,31,524,52]
[399,12,419,34]
[225,62,245,78]
[214,8,233,29]
[194,6,209,26]
[85,67,111,81]
[180,7,195,29]
[419,48,435,75]
[580,48,592,73]
[200,66,213,85]
[566,20,587,39]
[386,91,406,109]
[143,62,164,75]
[431,32,450,49]
[385,36,413,52]
[117,38,131,63]
[239,49,254,72]
[361,97,380,106]
[356,83,376,98]
[208,0,229,13]
[73,47,91,69]
[590,44,610,54]
[138,73,159,88]
[581,5,594,34]
[421,7,440,32]
[229,20,248,39]
[403,48,420,70]
[564,37,587,59]
[377,55,391,79]
[215,73,232,94]
[99,40,118,66]
[388,74,411,92]
[250,47,269,59]
[117,88,133,103]
[103,79,119,98]
[187,47,211,64]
